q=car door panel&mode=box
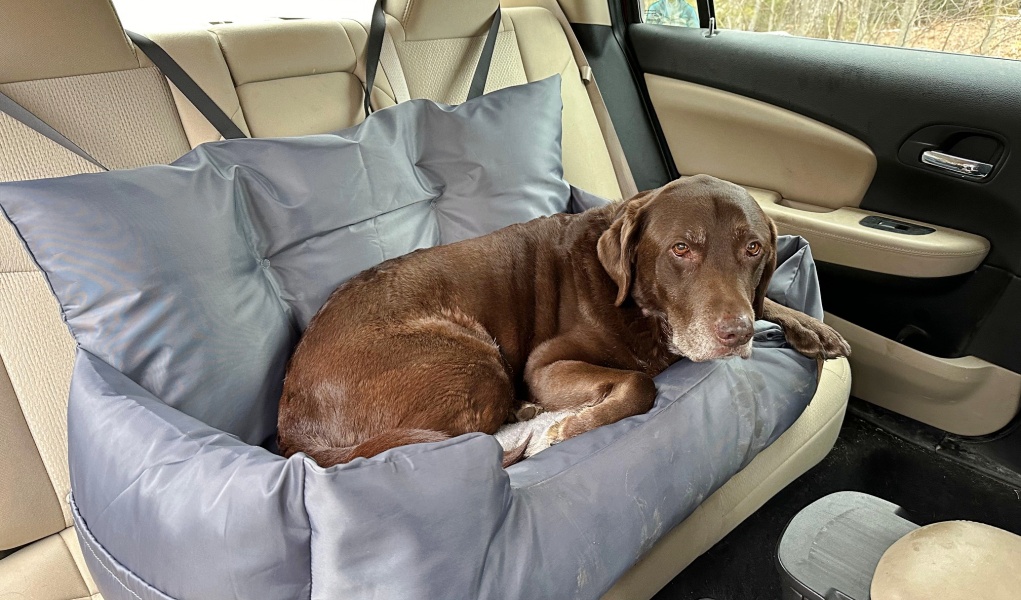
[645,74,877,208]
[826,314,1021,436]
[624,24,1021,435]
[739,186,989,278]
[629,26,1021,271]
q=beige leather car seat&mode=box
[0,0,194,597]
[151,19,369,146]
[376,0,622,200]
[152,1,625,201]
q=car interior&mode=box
[0,0,1018,598]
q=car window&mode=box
[642,0,702,27]
[113,0,373,31]
[639,0,1021,60]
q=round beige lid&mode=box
[871,520,1021,600]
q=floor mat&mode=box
[654,399,1021,600]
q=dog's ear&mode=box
[753,217,779,319]
[598,192,653,307]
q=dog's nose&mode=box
[715,315,753,347]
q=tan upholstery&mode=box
[213,20,367,138]
[556,0,613,25]
[156,2,622,198]
[380,0,622,199]
[0,0,138,84]
[1,69,190,171]
[0,354,66,550]
[872,521,1021,600]
[145,29,252,147]
[154,19,371,143]
[0,528,100,600]
[504,7,621,200]
[386,0,502,39]
[747,187,990,279]
[0,0,190,597]
[645,74,876,210]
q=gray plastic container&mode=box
[777,491,920,600]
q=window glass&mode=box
[641,0,702,27]
[113,0,373,32]
[641,0,1021,60]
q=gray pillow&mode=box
[0,76,569,444]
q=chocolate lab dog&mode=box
[277,175,849,467]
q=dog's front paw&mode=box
[546,415,580,445]
[784,318,851,360]
[515,402,544,422]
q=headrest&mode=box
[0,0,140,84]
[384,0,501,41]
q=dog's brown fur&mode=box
[277,176,850,467]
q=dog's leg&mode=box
[525,339,656,444]
[762,298,850,360]
[533,361,656,444]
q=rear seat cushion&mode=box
[0,530,94,599]
[0,354,66,549]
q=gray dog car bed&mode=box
[0,77,822,600]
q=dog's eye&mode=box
[672,243,689,257]
[746,241,762,257]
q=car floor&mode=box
[653,398,1021,600]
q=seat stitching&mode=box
[78,531,144,600]
[302,456,314,600]
[102,0,141,68]
[235,70,355,86]
[505,14,530,81]
[210,30,241,89]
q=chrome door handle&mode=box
[921,150,993,179]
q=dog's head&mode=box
[598,175,777,361]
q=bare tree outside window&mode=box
[641,0,1021,60]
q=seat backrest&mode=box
[153,1,623,199]
[153,19,373,146]
[380,0,622,200]
[0,0,192,553]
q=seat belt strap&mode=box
[363,0,502,114]
[549,1,640,200]
[467,8,502,100]
[363,0,388,116]
[127,30,248,140]
[0,89,109,171]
